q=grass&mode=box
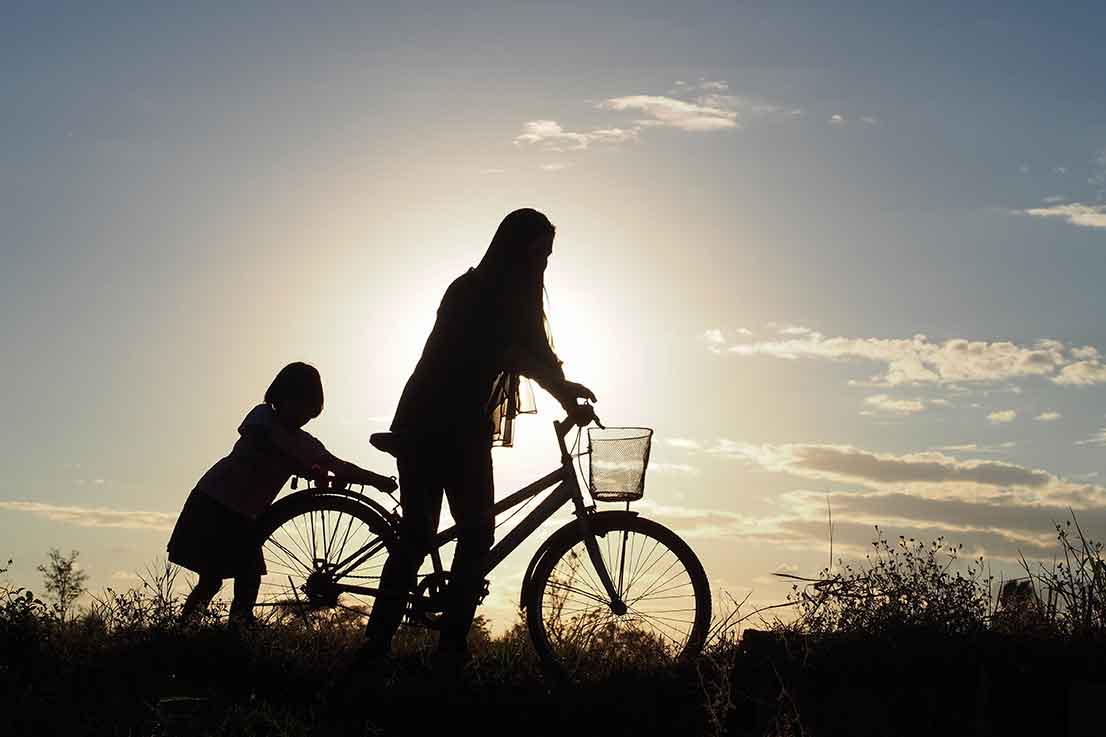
[1,559,718,737]
[6,512,1106,736]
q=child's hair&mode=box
[264,362,324,417]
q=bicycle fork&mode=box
[573,504,628,616]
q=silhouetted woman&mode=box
[363,208,596,665]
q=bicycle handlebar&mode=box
[555,402,603,439]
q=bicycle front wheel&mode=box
[525,514,711,679]
[254,493,396,626]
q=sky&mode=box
[3,2,1106,628]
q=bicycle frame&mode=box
[325,419,626,612]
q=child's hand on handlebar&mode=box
[363,471,398,494]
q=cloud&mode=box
[829,114,845,124]
[665,437,702,450]
[480,168,507,175]
[111,570,141,581]
[722,331,1103,387]
[649,463,698,474]
[860,116,878,125]
[1035,411,1062,422]
[600,95,738,132]
[769,491,1071,561]
[778,325,813,336]
[1054,361,1106,385]
[629,437,1106,563]
[932,443,1014,455]
[706,441,1105,507]
[0,501,175,530]
[513,120,639,151]
[539,162,568,171]
[1077,429,1106,447]
[702,328,725,354]
[1043,195,1065,203]
[862,394,926,416]
[987,410,1017,424]
[1022,202,1106,229]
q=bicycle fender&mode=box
[260,489,400,536]
[517,510,639,610]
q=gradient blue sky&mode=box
[4,2,1106,625]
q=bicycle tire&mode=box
[525,514,711,679]
[254,493,396,626]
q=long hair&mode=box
[476,209,557,446]
[476,208,555,346]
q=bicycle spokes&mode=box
[541,526,702,661]
[257,503,391,623]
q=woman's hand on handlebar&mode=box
[561,380,597,404]
[565,402,603,429]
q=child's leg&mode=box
[181,574,222,622]
[228,573,261,624]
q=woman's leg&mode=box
[438,440,495,656]
[181,574,222,623]
[363,449,444,655]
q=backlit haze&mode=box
[4,3,1106,628]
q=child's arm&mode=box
[320,455,397,493]
[240,406,397,493]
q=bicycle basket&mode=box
[587,427,653,502]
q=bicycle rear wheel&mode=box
[525,514,711,679]
[254,494,396,626]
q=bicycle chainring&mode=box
[409,573,492,628]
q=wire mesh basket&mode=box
[587,427,653,502]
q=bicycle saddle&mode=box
[369,432,399,457]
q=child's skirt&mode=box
[167,491,267,578]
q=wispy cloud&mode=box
[709,440,1060,494]
[0,500,175,530]
[514,81,799,153]
[665,437,702,450]
[1022,202,1106,229]
[649,462,698,474]
[1035,411,1062,422]
[513,120,639,151]
[1077,429,1106,447]
[987,409,1017,424]
[702,328,725,354]
[600,95,738,132]
[932,442,1015,455]
[862,394,926,416]
[714,329,1106,386]
[539,162,568,171]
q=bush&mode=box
[779,527,992,637]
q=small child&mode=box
[167,362,396,625]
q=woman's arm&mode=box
[501,344,596,411]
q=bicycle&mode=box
[252,406,711,678]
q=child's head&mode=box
[264,362,324,428]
